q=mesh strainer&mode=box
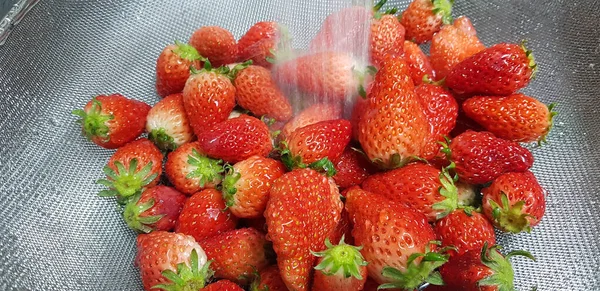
[0,0,599,290]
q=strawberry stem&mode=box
[186,149,224,188]
[96,159,157,204]
[72,98,113,141]
[221,165,241,209]
[477,243,535,290]
[122,192,164,233]
[152,251,214,291]
[173,40,205,62]
[488,192,533,233]
[431,163,459,219]
[432,0,454,25]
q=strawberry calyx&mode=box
[97,159,157,204]
[379,241,451,290]
[186,148,224,188]
[191,60,253,81]
[372,153,414,169]
[221,164,241,209]
[432,163,459,219]
[72,98,114,142]
[311,236,368,280]
[149,128,178,152]
[488,192,534,233]
[373,0,398,20]
[477,243,536,290]
[539,103,558,146]
[248,268,266,291]
[279,141,338,176]
[122,192,163,233]
[521,41,538,78]
[152,250,214,291]
[432,0,454,25]
[173,40,205,62]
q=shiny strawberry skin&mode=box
[201,228,271,284]
[165,142,222,195]
[183,71,236,137]
[371,14,405,68]
[136,231,207,291]
[155,44,202,97]
[401,0,450,44]
[234,65,292,121]
[447,43,535,96]
[265,168,343,291]
[439,250,496,291]
[358,55,429,168]
[126,185,187,232]
[332,148,377,189]
[430,16,485,80]
[434,210,496,257]
[190,26,238,67]
[197,115,273,164]
[286,119,352,165]
[463,94,554,143]
[146,93,195,151]
[175,189,238,242]
[403,40,435,85]
[201,280,244,291]
[327,208,354,246]
[345,187,436,284]
[237,21,279,68]
[107,138,163,188]
[280,103,343,142]
[448,131,534,184]
[416,84,458,161]
[255,265,288,291]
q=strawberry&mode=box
[183,63,244,137]
[430,16,485,80]
[332,148,377,189]
[311,236,368,291]
[280,103,342,142]
[165,142,224,195]
[415,83,458,161]
[482,171,546,233]
[189,26,237,67]
[309,6,372,56]
[357,55,429,168]
[146,93,195,151]
[403,40,435,85]
[72,94,150,149]
[283,119,352,167]
[444,131,534,184]
[97,138,162,203]
[327,208,354,246]
[234,65,293,121]
[250,265,288,291]
[434,209,496,257]
[238,21,281,68]
[345,187,447,289]
[447,43,537,96]
[450,107,486,137]
[265,168,343,291]
[239,216,268,234]
[370,10,405,68]
[361,163,460,222]
[155,42,202,97]
[197,115,273,164]
[401,0,453,44]
[201,228,271,284]
[175,189,237,242]
[201,280,244,291]
[463,94,557,143]
[439,243,535,291]
[222,155,286,218]
[123,185,187,233]
[136,231,209,291]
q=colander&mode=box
[0,0,599,290]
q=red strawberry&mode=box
[403,40,435,85]
[265,168,343,291]
[332,148,377,189]
[136,231,209,291]
[283,119,352,167]
[201,228,271,284]
[345,187,447,288]
[155,42,202,97]
[309,6,372,56]
[250,265,288,291]
[358,55,429,168]
[222,155,286,218]
[327,208,354,246]
[123,185,187,233]
[175,189,238,242]
[400,0,454,44]
[439,244,535,291]
[197,115,273,164]
[415,83,458,161]
[434,209,496,257]
[146,93,195,151]
[182,64,240,137]
[280,103,343,141]
[445,131,534,184]
[97,138,162,203]
[463,94,556,143]
[189,26,237,67]
[370,12,406,68]
[238,21,281,68]
[447,43,537,96]
[430,16,485,80]
[362,163,460,222]
[482,171,546,233]
[201,280,244,291]
[72,94,150,149]
[450,108,486,137]
[165,142,223,195]
[234,65,293,121]
[311,237,368,291]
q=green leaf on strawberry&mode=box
[97,158,157,204]
[478,243,536,290]
[152,250,214,291]
[185,149,224,188]
[311,236,368,280]
[72,98,113,142]
[431,162,459,219]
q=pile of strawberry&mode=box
[72,0,555,290]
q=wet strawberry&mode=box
[189,26,237,67]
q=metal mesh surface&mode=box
[0,0,599,290]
